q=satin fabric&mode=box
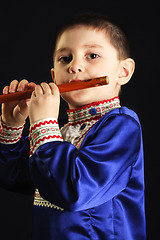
[0,107,146,239]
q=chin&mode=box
[61,89,97,109]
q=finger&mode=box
[24,82,36,101]
[34,85,43,96]
[26,82,36,100]
[9,80,19,93]
[40,82,52,94]
[49,82,59,95]
[3,86,9,95]
[17,79,29,91]
[28,82,36,90]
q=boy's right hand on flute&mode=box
[2,79,36,127]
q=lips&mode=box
[70,79,81,82]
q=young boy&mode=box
[0,13,146,239]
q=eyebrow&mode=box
[82,44,103,49]
[55,44,103,56]
[55,48,71,56]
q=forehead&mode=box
[55,26,112,51]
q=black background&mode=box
[0,3,158,239]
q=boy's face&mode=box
[53,26,124,109]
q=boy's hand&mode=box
[28,82,60,125]
[1,79,36,127]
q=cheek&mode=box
[90,61,114,79]
[54,68,67,85]
[105,65,120,84]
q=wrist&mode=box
[1,116,25,128]
[30,114,59,126]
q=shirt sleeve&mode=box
[29,113,142,211]
[29,118,63,156]
[0,118,24,144]
[0,119,35,194]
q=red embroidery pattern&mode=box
[67,97,120,125]
[67,97,119,113]
[29,135,63,156]
[30,119,58,132]
[2,124,24,131]
[29,118,63,156]
[64,97,121,149]
[0,136,22,144]
[68,115,102,126]
[0,120,24,144]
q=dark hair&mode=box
[53,12,130,60]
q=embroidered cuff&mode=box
[0,118,24,144]
[29,118,63,156]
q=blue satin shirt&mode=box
[0,101,146,239]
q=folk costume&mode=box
[0,97,146,239]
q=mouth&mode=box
[70,79,81,82]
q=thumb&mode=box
[15,99,29,120]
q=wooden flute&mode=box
[0,76,109,104]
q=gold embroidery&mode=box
[34,188,64,211]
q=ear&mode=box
[118,58,135,86]
[51,68,56,83]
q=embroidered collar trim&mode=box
[67,97,120,125]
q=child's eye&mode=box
[58,55,72,63]
[87,53,100,59]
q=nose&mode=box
[68,60,84,73]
